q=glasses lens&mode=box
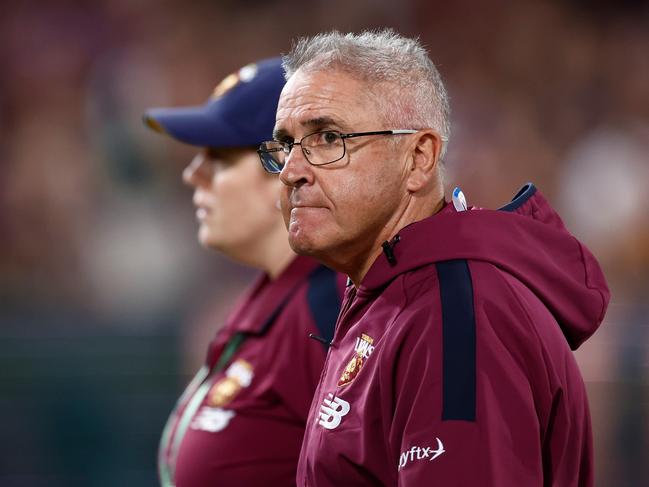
[258,142,284,174]
[302,131,345,165]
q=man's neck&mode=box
[346,196,445,287]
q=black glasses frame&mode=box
[257,129,419,174]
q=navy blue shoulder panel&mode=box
[499,182,537,212]
[436,259,476,421]
[307,266,341,349]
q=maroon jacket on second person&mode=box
[159,256,343,487]
[297,184,610,487]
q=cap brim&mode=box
[143,105,241,148]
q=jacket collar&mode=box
[226,255,321,335]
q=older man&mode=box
[258,31,610,486]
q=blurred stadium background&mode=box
[1,0,647,485]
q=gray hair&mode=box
[283,29,451,159]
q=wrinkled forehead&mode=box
[274,68,382,138]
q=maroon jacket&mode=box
[297,184,610,487]
[159,256,343,487]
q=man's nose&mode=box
[279,144,313,188]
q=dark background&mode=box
[1,0,648,485]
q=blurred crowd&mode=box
[1,0,647,485]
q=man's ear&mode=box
[406,130,443,192]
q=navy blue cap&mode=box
[143,57,285,148]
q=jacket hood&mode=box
[359,184,610,350]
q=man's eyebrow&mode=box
[302,116,342,130]
[273,127,290,141]
[273,117,345,141]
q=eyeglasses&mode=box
[257,129,419,174]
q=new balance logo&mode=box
[398,437,445,470]
[318,393,350,430]
[190,407,235,433]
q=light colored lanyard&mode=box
[158,332,246,487]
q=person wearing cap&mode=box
[144,57,343,487]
